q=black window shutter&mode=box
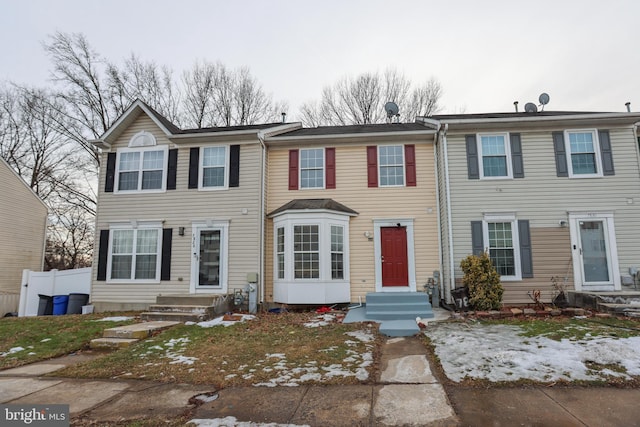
[471,221,484,255]
[465,135,479,179]
[105,153,116,192]
[510,133,524,178]
[188,147,199,189]
[552,132,568,177]
[229,145,240,187]
[598,130,615,176]
[161,228,172,281]
[97,230,109,281]
[167,149,178,190]
[518,220,533,278]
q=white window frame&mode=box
[190,220,230,294]
[477,133,512,179]
[273,212,350,284]
[482,213,521,281]
[199,145,229,190]
[378,145,405,187]
[115,145,168,193]
[299,148,325,189]
[106,221,163,283]
[564,129,603,178]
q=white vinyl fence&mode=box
[18,268,92,317]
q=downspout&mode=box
[257,130,267,308]
[441,123,456,303]
[433,130,443,304]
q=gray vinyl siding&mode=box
[445,126,640,303]
[92,115,262,306]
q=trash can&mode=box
[451,287,470,312]
[37,294,53,316]
[52,295,69,315]
[67,293,90,314]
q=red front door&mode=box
[381,226,409,287]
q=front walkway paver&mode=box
[8,380,130,415]
[0,378,62,403]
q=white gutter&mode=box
[268,129,436,142]
[441,123,455,303]
[437,112,640,125]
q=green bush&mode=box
[460,252,504,310]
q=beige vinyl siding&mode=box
[0,160,47,293]
[92,115,262,308]
[265,140,439,303]
[445,127,640,303]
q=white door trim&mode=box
[568,212,620,291]
[190,220,230,294]
[373,218,416,292]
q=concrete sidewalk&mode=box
[1,331,640,426]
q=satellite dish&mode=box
[524,102,538,113]
[385,101,399,118]
[539,93,550,105]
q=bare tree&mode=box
[106,54,182,126]
[0,86,96,269]
[182,61,287,128]
[299,69,442,126]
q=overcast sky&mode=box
[1,0,638,119]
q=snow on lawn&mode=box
[186,314,256,328]
[137,337,198,365]
[0,347,25,357]
[425,322,640,382]
[95,316,134,322]
[248,329,375,387]
[189,417,309,427]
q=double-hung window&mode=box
[565,130,601,177]
[300,148,324,189]
[294,225,320,278]
[116,146,167,192]
[482,215,521,280]
[109,225,162,282]
[330,225,344,279]
[201,146,228,189]
[378,145,405,186]
[478,133,512,178]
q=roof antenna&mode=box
[513,101,519,112]
[626,102,631,112]
[281,112,286,123]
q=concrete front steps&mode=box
[140,294,233,322]
[90,321,180,350]
[569,291,640,316]
[344,292,434,337]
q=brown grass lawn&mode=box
[53,311,383,389]
[0,313,137,369]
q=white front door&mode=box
[569,213,620,291]
[190,221,229,293]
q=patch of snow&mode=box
[1,347,25,357]
[194,314,256,328]
[425,323,640,382]
[304,314,336,328]
[188,417,310,427]
[345,330,375,343]
[40,338,51,342]
[95,316,133,322]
